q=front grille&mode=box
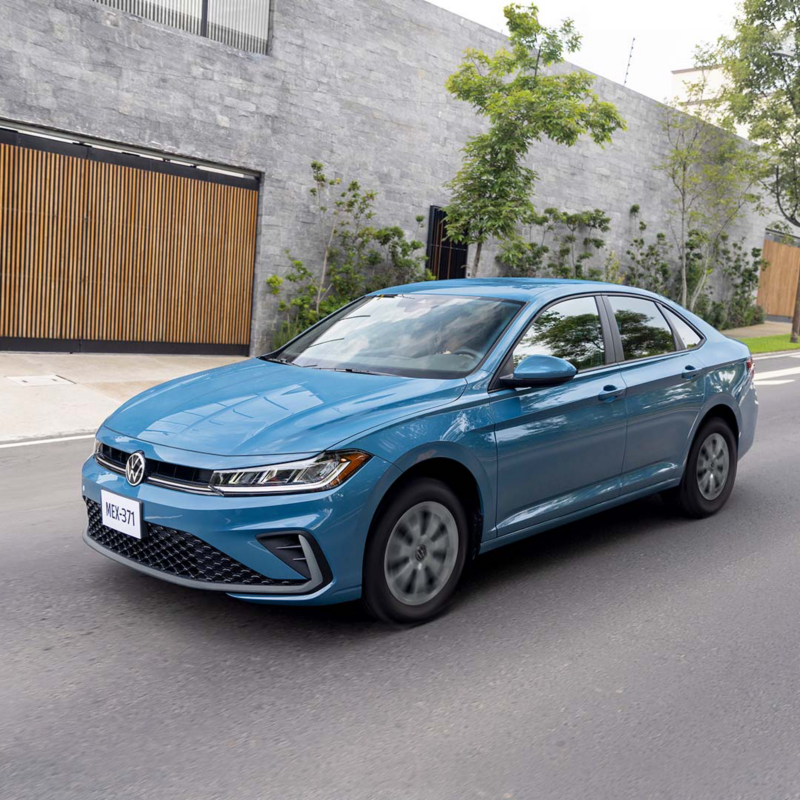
[96,443,214,493]
[85,499,305,587]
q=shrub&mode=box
[267,162,432,347]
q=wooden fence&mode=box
[0,138,258,352]
[758,238,800,318]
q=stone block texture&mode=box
[0,0,769,352]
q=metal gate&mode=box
[0,128,259,354]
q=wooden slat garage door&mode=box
[0,133,258,353]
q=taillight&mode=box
[746,356,755,378]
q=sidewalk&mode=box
[721,320,791,339]
[0,351,244,443]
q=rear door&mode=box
[602,295,706,493]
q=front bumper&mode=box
[81,435,399,605]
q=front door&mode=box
[491,296,628,538]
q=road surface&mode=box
[3,353,800,800]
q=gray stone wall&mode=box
[0,0,769,352]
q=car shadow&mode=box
[101,493,693,645]
[467,494,680,594]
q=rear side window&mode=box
[661,307,703,349]
[512,296,605,371]
[608,296,676,360]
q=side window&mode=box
[512,296,605,371]
[608,296,676,360]
[661,306,703,349]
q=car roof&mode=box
[375,278,655,303]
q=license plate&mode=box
[100,489,144,539]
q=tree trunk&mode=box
[679,203,688,308]
[469,241,483,278]
[315,225,336,316]
[792,270,800,343]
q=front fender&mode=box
[346,399,498,539]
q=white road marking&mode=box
[753,365,800,380]
[754,379,795,386]
[754,352,800,361]
[0,433,94,450]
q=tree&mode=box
[719,0,800,339]
[443,3,625,275]
[625,206,672,295]
[498,206,610,279]
[659,50,765,311]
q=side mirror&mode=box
[499,354,577,389]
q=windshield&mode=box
[270,294,522,378]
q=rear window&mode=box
[608,296,676,360]
[662,307,703,349]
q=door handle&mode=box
[682,365,699,380]
[598,385,624,402]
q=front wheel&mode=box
[667,418,738,518]
[362,478,468,624]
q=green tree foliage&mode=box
[518,308,606,370]
[614,309,677,359]
[267,162,431,348]
[624,206,672,294]
[694,240,768,329]
[660,49,766,311]
[623,206,766,330]
[499,207,611,279]
[718,0,800,338]
[444,3,625,275]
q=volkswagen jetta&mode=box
[82,279,757,623]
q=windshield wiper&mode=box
[261,356,292,365]
[333,367,390,376]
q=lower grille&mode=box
[85,499,305,587]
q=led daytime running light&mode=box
[209,450,371,495]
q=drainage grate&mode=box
[6,375,74,386]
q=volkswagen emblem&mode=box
[125,451,146,487]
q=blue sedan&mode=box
[82,279,757,623]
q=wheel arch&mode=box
[368,454,487,562]
[696,401,740,450]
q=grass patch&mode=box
[736,334,800,354]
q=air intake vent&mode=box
[256,533,313,580]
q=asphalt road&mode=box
[3,353,800,800]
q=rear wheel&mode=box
[667,417,738,518]
[362,478,468,624]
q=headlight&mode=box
[209,450,371,495]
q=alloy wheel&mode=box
[383,501,459,606]
[696,432,730,501]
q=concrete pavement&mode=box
[721,319,791,339]
[0,352,243,443]
[2,354,800,799]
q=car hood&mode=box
[104,359,466,457]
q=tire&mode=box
[667,417,738,518]
[362,478,469,624]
